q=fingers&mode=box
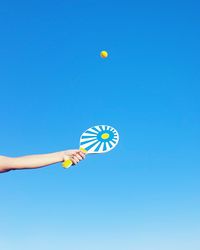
[77,150,86,159]
[73,150,85,157]
[70,150,86,165]
[71,155,79,165]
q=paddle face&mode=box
[79,125,119,154]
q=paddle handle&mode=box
[62,159,73,168]
[62,147,87,169]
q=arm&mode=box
[0,150,85,173]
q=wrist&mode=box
[50,151,65,163]
[58,151,66,162]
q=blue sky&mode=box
[0,0,200,249]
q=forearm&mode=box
[0,149,85,173]
[0,152,64,171]
[11,152,64,169]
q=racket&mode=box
[62,125,119,168]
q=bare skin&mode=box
[0,150,85,173]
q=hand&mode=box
[62,150,86,165]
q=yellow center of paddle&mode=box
[100,51,108,58]
[101,133,109,139]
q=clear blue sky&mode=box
[0,0,200,249]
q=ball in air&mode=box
[100,50,108,58]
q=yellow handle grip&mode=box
[62,147,87,169]
[62,159,73,168]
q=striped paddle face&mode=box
[79,125,119,154]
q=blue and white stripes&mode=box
[80,125,119,153]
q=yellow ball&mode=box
[100,50,108,58]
